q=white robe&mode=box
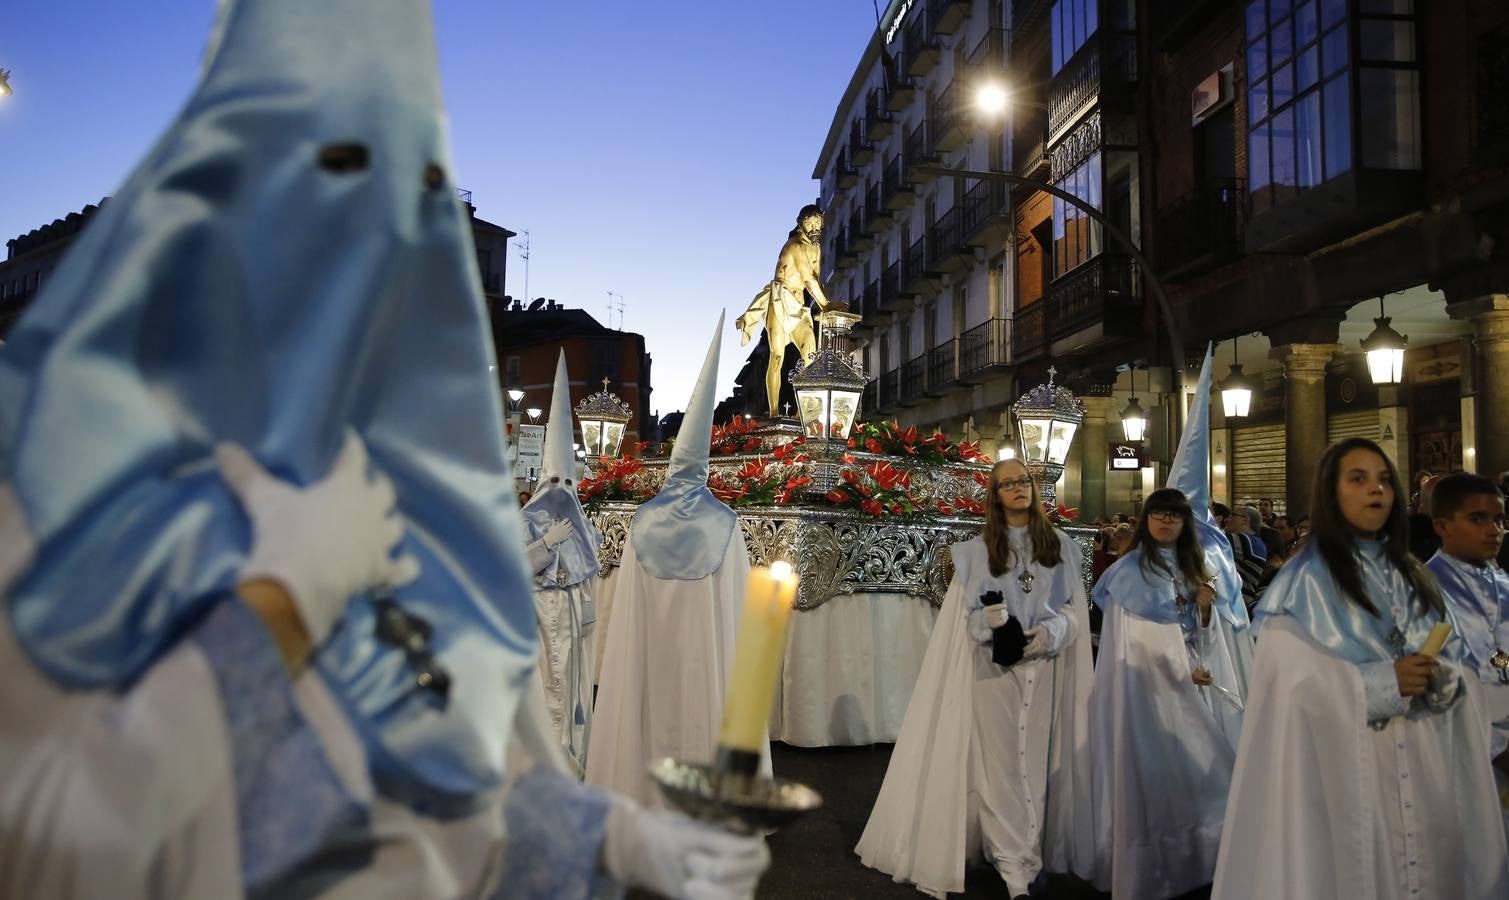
[585,527,768,809]
[1089,599,1245,898]
[528,537,596,774]
[1212,616,1509,900]
[855,532,1096,897]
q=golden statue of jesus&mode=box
[735,205,835,418]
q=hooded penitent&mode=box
[1167,343,1248,629]
[630,312,736,579]
[520,351,598,586]
[0,0,535,812]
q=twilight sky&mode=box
[0,1,877,415]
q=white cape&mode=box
[534,580,595,774]
[855,534,1096,896]
[1089,602,1241,898]
[1212,616,1509,900]
[585,528,768,808]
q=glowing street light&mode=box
[1361,296,1408,385]
[976,82,1008,116]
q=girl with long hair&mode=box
[1214,438,1508,899]
[1088,487,1251,899]
[857,459,1095,898]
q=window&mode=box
[1246,0,1420,212]
[1052,152,1103,276]
[1051,0,1099,75]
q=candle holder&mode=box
[649,751,823,835]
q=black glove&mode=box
[979,590,1027,667]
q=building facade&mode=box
[814,0,1509,519]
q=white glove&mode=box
[982,605,1012,629]
[602,798,769,900]
[543,518,575,549]
[1022,625,1050,658]
[216,430,420,646]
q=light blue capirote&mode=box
[0,0,536,814]
[630,313,738,579]
[1166,342,1249,629]
[520,351,599,588]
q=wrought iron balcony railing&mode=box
[1047,253,1143,341]
[1012,301,1049,361]
[961,178,1009,244]
[926,339,957,394]
[960,317,1009,378]
[849,118,874,166]
[883,153,917,209]
[905,12,941,77]
[866,88,896,142]
[1153,177,1246,280]
[900,355,927,404]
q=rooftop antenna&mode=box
[606,290,619,328]
[616,293,626,330]
[512,230,530,306]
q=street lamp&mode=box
[526,407,542,422]
[790,308,867,441]
[1011,367,1085,505]
[507,388,524,404]
[575,377,632,460]
[976,82,1009,116]
[1361,295,1408,385]
[1120,365,1148,442]
[1220,337,1255,419]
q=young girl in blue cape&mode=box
[1089,487,1249,899]
[1213,438,1508,899]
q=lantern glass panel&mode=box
[1122,414,1147,442]
[604,421,626,458]
[1221,386,1252,418]
[829,389,860,440]
[1366,347,1404,384]
[798,389,826,438]
[1018,415,1052,462]
[581,420,602,457]
[1047,420,1078,465]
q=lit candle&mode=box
[718,561,799,759]
[1419,622,1452,658]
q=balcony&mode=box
[1012,301,1049,362]
[866,89,896,142]
[959,318,1009,380]
[903,122,939,184]
[926,340,957,395]
[862,379,879,417]
[965,27,1007,84]
[878,261,904,320]
[863,183,891,234]
[848,207,873,253]
[928,207,973,275]
[835,147,860,190]
[883,154,917,210]
[835,226,857,265]
[858,279,881,324]
[1049,33,1139,139]
[903,234,942,295]
[1154,178,1246,282]
[930,0,969,35]
[1047,254,1143,344]
[885,53,918,111]
[849,119,874,167]
[900,355,927,405]
[879,367,902,412]
[961,178,1010,246]
[929,80,967,154]
[1011,0,1051,34]
[905,15,941,77]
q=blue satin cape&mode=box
[0,0,536,813]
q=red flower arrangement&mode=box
[1044,501,1079,524]
[710,417,763,455]
[577,456,657,506]
[822,456,922,516]
[845,420,989,465]
[936,495,987,516]
[708,452,811,507]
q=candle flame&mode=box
[770,560,794,580]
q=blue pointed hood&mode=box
[630,314,738,579]
[0,0,535,811]
[1166,343,1248,628]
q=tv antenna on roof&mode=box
[512,230,530,305]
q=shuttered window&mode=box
[1233,423,1286,509]
[1327,409,1377,444]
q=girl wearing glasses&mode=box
[1088,487,1248,899]
[1213,439,1507,899]
[858,459,1095,899]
